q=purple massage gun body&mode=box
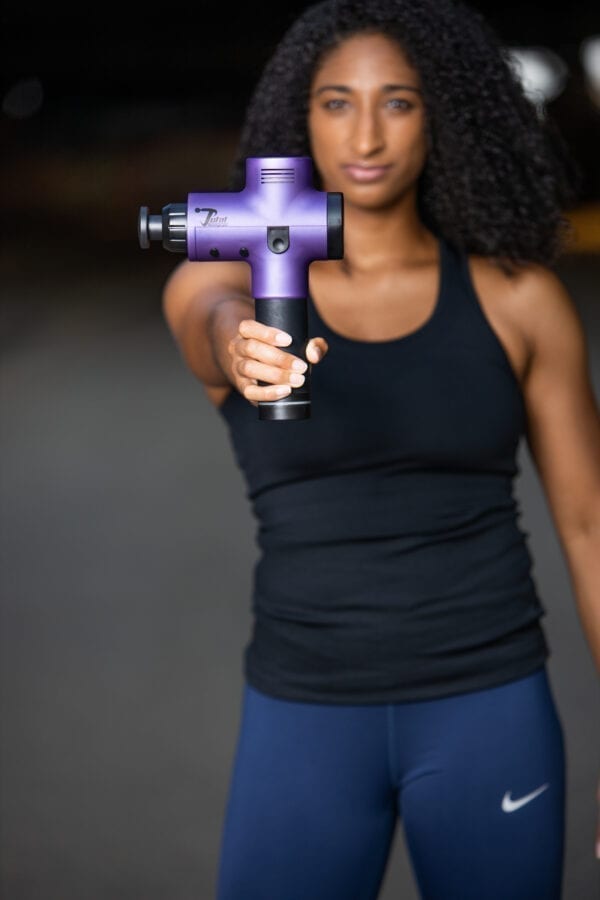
[138,157,344,421]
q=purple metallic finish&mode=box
[186,157,329,298]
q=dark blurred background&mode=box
[2,1,600,255]
[1,3,599,899]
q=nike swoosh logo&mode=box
[502,783,549,812]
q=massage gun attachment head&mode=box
[138,203,187,252]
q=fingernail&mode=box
[275,332,291,345]
[311,346,322,361]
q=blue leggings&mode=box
[216,665,566,900]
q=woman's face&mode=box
[307,32,428,210]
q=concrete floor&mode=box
[1,236,599,898]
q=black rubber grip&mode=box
[254,297,311,421]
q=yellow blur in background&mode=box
[567,202,600,253]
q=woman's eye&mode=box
[323,98,348,110]
[387,98,412,110]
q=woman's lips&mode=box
[342,165,391,183]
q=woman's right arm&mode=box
[161,259,323,405]
[162,258,254,388]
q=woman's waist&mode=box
[255,520,532,604]
[252,511,539,629]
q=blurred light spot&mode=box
[507,47,568,115]
[580,36,600,108]
[2,77,44,119]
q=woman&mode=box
[162,1,600,897]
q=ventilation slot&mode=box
[260,168,295,183]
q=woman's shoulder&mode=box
[466,252,564,294]
[468,253,572,317]
[466,252,576,367]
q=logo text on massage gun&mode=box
[196,207,228,226]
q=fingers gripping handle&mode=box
[254,298,311,421]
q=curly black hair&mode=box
[229,0,582,271]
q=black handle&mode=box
[254,297,311,421]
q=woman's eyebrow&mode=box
[382,83,422,93]
[313,83,422,95]
[313,84,352,95]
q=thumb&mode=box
[306,337,328,363]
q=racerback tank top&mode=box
[216,236,549,704]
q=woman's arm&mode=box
[162,258,253,387]
[518,264,600,673]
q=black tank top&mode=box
[217,236,549,704]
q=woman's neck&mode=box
[338,201,437,277]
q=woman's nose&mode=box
[350,109,385,157]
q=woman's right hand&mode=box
[227,318,328,408]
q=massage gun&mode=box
[138,156,344,421]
